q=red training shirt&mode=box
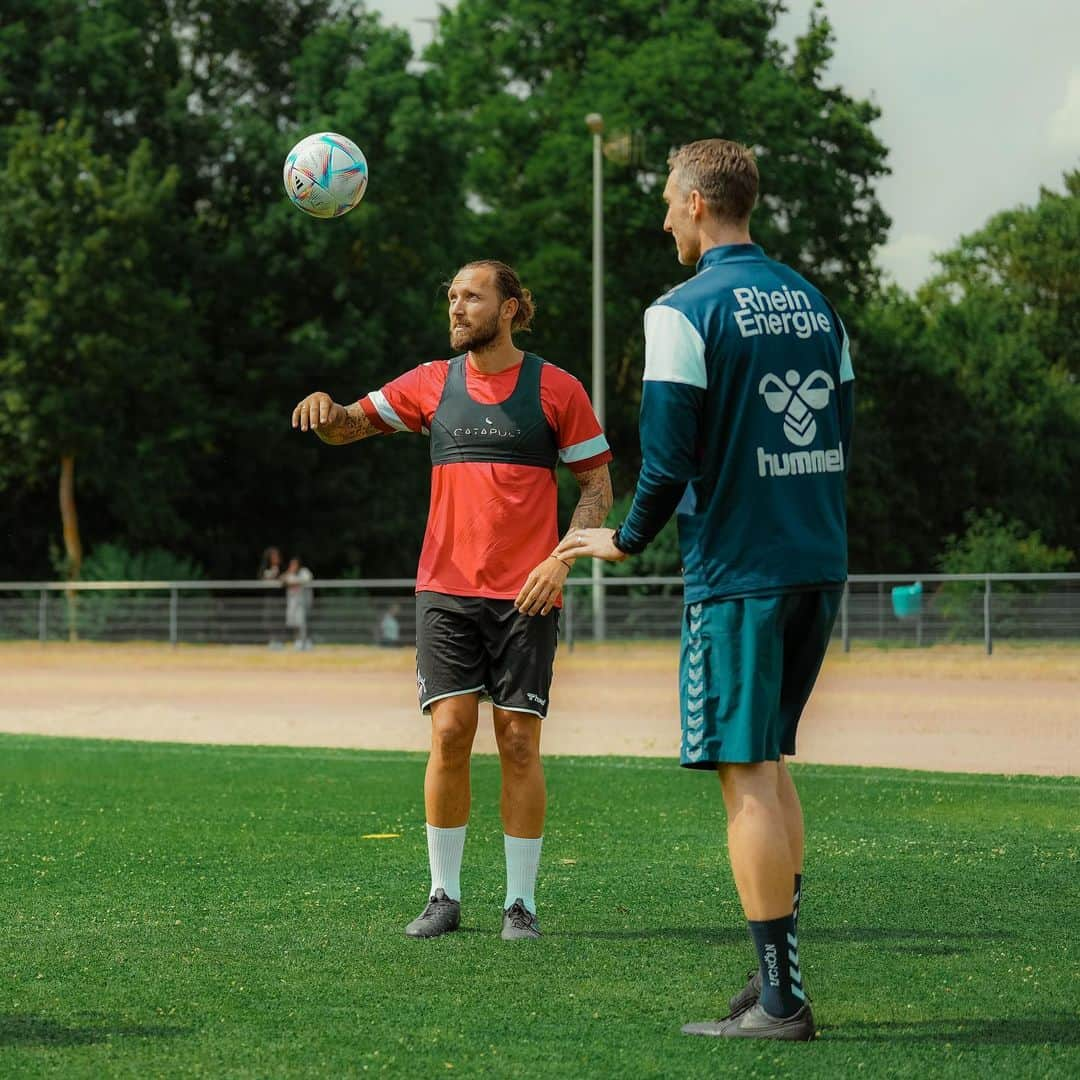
[359,354,612,599]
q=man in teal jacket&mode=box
[558,138,854,1041]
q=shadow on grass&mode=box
[0,1015,192,1048]
[558,927,1014,953]
[828,1016,1080,1047]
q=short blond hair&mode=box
[667,139,758,223]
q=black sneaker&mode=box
[501,898,541,940]
[682,1002,816,1041]
[728,968,761,1018]
[404,888,460,939]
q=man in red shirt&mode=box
[293,260,613,940]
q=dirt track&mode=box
[1,642,1077,776]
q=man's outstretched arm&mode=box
[292,394,380,444]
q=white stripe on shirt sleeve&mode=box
[643,304,707,388]
[560,433,610,464]
[369,389,410,432]
[838,318,855,383]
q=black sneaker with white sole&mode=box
[682,1002,816,1041]
[404,888,461,939]
[501,898,541,940]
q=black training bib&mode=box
[429,353,559,469]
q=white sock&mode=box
[504,834,543,913]
[426,823,466,901]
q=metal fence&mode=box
[2,574,1079,654]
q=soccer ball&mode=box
[283,132,368,219]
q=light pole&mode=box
[585,112,606,641]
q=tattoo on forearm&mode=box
[317,405,379,445]
[568,465,614,530]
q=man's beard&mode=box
[450,311,501,353]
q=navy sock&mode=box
[748,914,805,1018]
[793,873,803,934]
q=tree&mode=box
[427,0,890,493]
[916,170,1080,557]
[0,117,193,582]
[0,2,468,580]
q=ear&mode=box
[687,189,706,222]
[501,297,519,323]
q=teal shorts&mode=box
[680,589,841,769]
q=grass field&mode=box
[1,735,1077,1078]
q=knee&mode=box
[718,761,780,815]
[430,716,474,764]
[496,722,540,773]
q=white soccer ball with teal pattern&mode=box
[283,132,368,219]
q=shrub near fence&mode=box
[1,575,1079,653]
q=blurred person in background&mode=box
[558,139,853,1041]
[292,259,612,942]
[258,546,284,648]
[379,603,402,647]
[283,555,314,650]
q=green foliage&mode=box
[846,171,1080,570]
[427,0,890,494]
[79,542,207,583]
[938,510,1075,576]
[2,735,1078,1075]
[0,116,193,513]
[0,1,1075,581]
[935,511,1074,638]
[916,172,1080,557]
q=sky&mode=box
[370,0,1080,292]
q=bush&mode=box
[936,511,1074,638]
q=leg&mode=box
[493,707,545,838]
[719,761,806,1021]
[494,707,545,936]
[717,761,795,921]
[425,694,480,827]
[404,695,479,939]
[776,757,803,875]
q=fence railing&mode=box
[1,575,1079,654]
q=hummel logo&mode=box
[417,671,427,696]
[526,692,547,706]
[759,369,835,447]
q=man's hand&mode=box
[554,528,627,563]
[292,392,346,434]
[514,556,571,616]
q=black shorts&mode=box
[415,591,560,718]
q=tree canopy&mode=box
[0,0,1075,581]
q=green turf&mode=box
[0,735,1077,1078]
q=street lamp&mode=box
[585,112,606,641]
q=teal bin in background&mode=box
[891,581,923,618]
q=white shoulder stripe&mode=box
[643,305,707,388]
[838,318,855,383]
[560,433,610,464]
[370,390,409,432]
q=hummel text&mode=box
[757,444,845,477]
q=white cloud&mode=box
[1047,70,1080,152]
[877,233,942,292]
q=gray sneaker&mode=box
[728,968,761,1018]
[404,888,460,939]
[501,898,541,940]
[682,1002,816,1041]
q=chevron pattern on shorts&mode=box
[683,603,705,763]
